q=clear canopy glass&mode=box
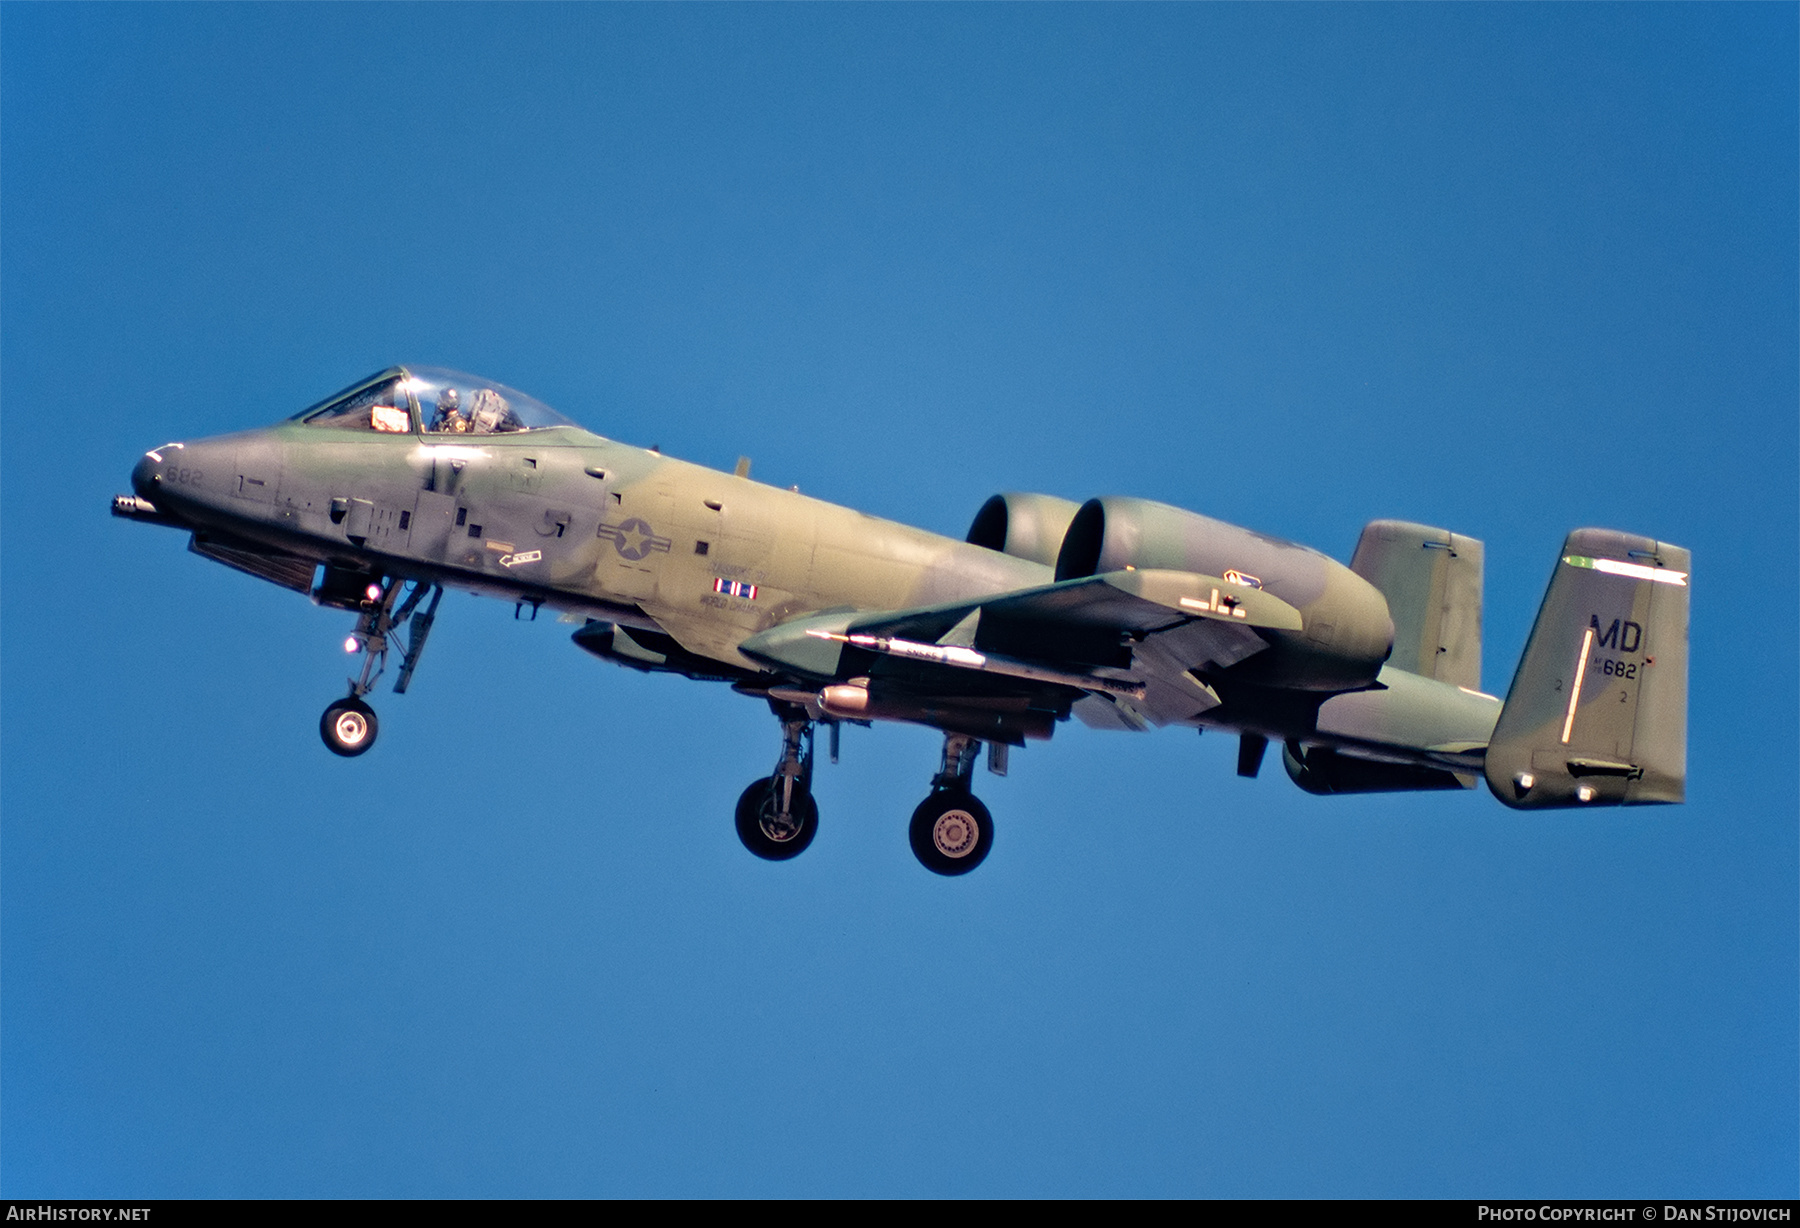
[292,373,413,433]
[291,366,581,435]
[404,366,578,434]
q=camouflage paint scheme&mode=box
[115,366,1688,870]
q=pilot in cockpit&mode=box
[429,387,467,433]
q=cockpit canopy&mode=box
[290,366,580,436]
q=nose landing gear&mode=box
[317,577,441,757]
[320,697,378,757]
[909,733,995,876]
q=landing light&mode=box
[344,636,360,654]
[365,584,383,601]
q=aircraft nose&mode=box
[130,449,164,498]
[130,436,236,512]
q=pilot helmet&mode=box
[437,387,461,411]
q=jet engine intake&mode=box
[966,493,1082,568]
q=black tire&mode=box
[909,789,993,876]
[735,777,818,861]
[320,697,378,757]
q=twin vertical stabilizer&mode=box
[1484,529,1690,808]
[1350,520,1484,690]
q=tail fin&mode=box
[1484,529,1689,809]
[1350,520,1484,690]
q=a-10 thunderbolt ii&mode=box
[114,366,1690,875]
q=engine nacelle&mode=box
[966,493,1082,568]
[1055,496,1394,690]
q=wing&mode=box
[738,569,1303,738]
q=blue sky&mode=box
[3,3,1794,1196]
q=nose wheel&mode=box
[320,697,378,757]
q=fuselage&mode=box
[117,365,1699,835]
[126,366,1499,764]
[133,415,1054,659]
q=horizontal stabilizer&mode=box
[1484,529,1689,809]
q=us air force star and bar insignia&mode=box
[597,517,672,561]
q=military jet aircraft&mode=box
[114,365,1689,874]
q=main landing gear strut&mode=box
[735,704,820,859]
[731,710,1002,876]
[319,577,442,757]
[909,733,996,876]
